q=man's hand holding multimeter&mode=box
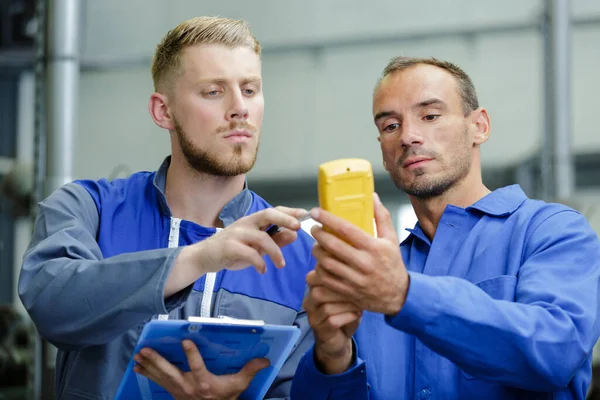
[308,158,409,314]
[304,158,411,375]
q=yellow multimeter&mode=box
[318,158,375,237]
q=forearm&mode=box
[19,247,186,349]
[164,242,213,297]
[387,272,597,390]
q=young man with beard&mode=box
[19,16,315,400]
[291,57,600,399]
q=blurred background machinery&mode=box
[1,0,600,398]
[0,305,36,399]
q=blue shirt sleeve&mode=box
[291,340,370,400]
[386,209,600,391]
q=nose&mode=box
[226,89,249,121]
[399,121,423,148]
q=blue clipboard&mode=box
[114,318,301,400]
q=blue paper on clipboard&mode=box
[114,317,301,400]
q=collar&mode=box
[465,184,528,217]
[400,184,528,246]
[153,156,252,227]
[401,224,429,246]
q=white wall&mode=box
[74,0,600,180]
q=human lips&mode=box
[403,157,433,168]
[223,129,252,142]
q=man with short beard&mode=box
[291,57,600,399]
[18,16,316,400]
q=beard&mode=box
[389,126,471,199]
[174,118,259,177]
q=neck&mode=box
[165,156,246,227]
[409,169,490,241]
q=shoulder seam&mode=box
[521,208,580,264]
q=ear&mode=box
[148,92,175,131]
[471,107,491,145]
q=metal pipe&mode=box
[14,70,35,400]
[45,0,81,195]
[31,1,46,397]
[541,9,553,201]
[551,0,574,200]
[542,0,574,201]
[41,0,82,398]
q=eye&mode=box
[383,123,399,133]
[242,85,259,96]
[424,114,440,121]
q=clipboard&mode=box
[114,317,301,400]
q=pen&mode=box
[266,213,313,236]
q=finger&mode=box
[269,229,298,249]
[228,241,267,274]
[373,192,398,242]
[306,269,325,288]
[313,302,362,327]
[303,276,321,313]
[307,305,361,343]
[310,266,356,299]
[312,245,369,285]
[229,225,294,269]
[232,358,270,392]
[248,208,302,232]
[342,317,362,337]
[135,348,183,388]
[310,227,366,270]
[327,311,362,329]
[305,282,360,322]
[182,340,208,374]
[133,363,149,376]
[310,284,352,305]
[245,230,287,268]
[310,208,374,249]
[266,207,311,237]
[274,206,309,220]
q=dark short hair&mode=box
[375,56,479,115]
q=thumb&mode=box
[342,316,361,337]
[237,357,270,384]
[373,192,396,241]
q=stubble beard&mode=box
[390,126,471,199]
[174,118,259,177]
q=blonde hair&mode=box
[151,16,261,93]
